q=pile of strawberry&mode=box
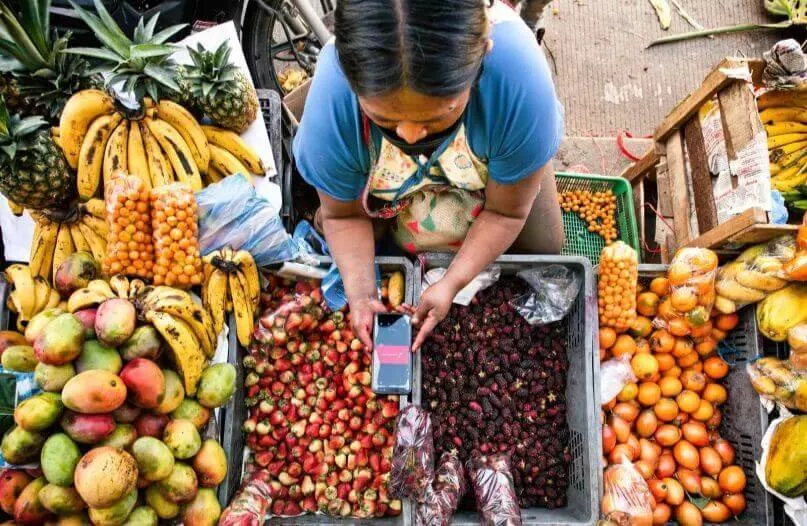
[242,276,402,519]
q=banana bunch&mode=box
[202,247,260,347]
[65,278,119,312]
[57,89,265,201]
[29,200,108,283]
[758,96,807,192]
[4,264,62,331]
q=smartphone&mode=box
[372,313,412,394]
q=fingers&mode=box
[355,318,374,351]
[411,300,432,326]
[395,303,416,315]
[412,315,439,352]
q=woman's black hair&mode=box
[334,0,490,98]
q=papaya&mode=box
[757,284,807,341]
[765,415,807,497]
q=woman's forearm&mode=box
[322,215,378,302]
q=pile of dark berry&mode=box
[421,277,571,510]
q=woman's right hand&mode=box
[350,296,388,350]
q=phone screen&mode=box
[372,313,412,394]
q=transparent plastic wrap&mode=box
[747,357,807,412]
[715,236,796,314]
[598,241,638,333]
[655,247,718,334]
[509,265,581,325]
[600,460,653,526]
[150,183,202,288]
[195,173,301,266]
[103,172,154,279]
[469,454,522,526]
[416,451,466,526]
[788,323,807,370]
[219,470,273,526]
[390,404,434,501]
[600,356,638,404]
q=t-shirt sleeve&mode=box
[292,44,368,201]
[483,21,564,184]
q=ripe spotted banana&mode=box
[760,107,807,125]
[229,270,253,347]
[77,113,122,201]
[139,122,174,188]
[32,277,51,314]
[142,286,214,358]
[103,119,129,188]
[67,287,111,312]
[768,133,807,149]
[209,144,252,182]
[144,118,202,191]
[5,264,36,319]
[145,310,205,395]
[771,143,807,169]
[77,221,107,262]
[6,199,23,216]
[757,88,807,110]
[109,274,131,299]
[58,89,116,169]
[156,100,210,174]
[765,121,807,136]
[84,199,106,220]
[29,220,58,280]
[203,165,224,186]
[204,269,228,336]
[233,249,260,308]
[52,224,75,280]
[127,118,151,189]
[202,125,263,174]
[69,222,91,254]
[82,215,109,240]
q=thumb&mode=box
[412,300,431,326]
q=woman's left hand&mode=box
[411,279,458,352]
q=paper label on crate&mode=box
[712,132,771,222]
[699,99,730,175]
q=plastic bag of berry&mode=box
[416,451,466,526]
[469,454,522,526]
[390,404,435,501]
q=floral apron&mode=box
[361,117,489,254]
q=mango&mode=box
[162,419,200,460]
[119,327,161,362]
[38,484,86,515]
[61,370,126,414]
[112,403,141,424]
[196,363,236,408]
[75,340,121,374]
[13,477,51,526]
[192,439,227,487]
[94,299,136,347]
[34,313,84,365]
[154,370,183,415]
[131,437,174,482]
[54,252,101,298]
[74,447,138,508]
[14,392,63,432]
[1,426,45,464]
[34,362,76,392]
[155,462,197,504]
[88,489,137,526]
[0,330,27,357]
[24,308,63,344]
[144,485,178,520]
[121,506,157,526]
[182,488,221,526]
[0,469,32,514]
[2,345,37,372]
[133,413,168,439]
[60,411,115,444]
[41,433,81,486]
[99,424,137,451]
[119,359,165,409]
[58,513,91,526]
[170,399,209,430]
[72,309,97,340]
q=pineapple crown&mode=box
[185,42,241,101]
[65,0,186,102]
[0,95,48,162]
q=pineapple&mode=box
[184,42,259,133]
[0,0,99,121]
[0,97,74,209]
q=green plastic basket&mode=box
[555,172,640,265]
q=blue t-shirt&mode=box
[292,5,564,202]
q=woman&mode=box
[293,0,565,351]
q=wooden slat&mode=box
[683,207,768,249]
[656,163,673,217]
[728,224,800,245]
[718,80,764,161]
[666,132,691,246]
[621,148,660,183]
[655,57,749,142]
[683,116,718,235]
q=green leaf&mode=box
[144,79,159,103]
[39,0,50,40]
[0,38,33,68]
[0,3,46,65]
[144,63,180,91]
[129,44,175,60]
[64,46,121,62]
[133,17,144,44]
[144,13,159,41]
[19,0,48,56]
[67,0,129,58]
[151,24,186,45]
[201,80,213,98]
[688,494,710,510]
[92,0,131,46]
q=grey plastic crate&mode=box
[415,253,600,526]
[220,256,416,525]
[638,265,773,526]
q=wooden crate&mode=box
[622,57,799,262]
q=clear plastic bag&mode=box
[600,460,653,526]
[747,357,807,412]
[785,219,807,281]
[788,323,807,370]
[390,404,435,501]
[103,172,154,279]
[510,265,581,325]
[656,247,718,333]
[598,242,638,333]
[715,236,796,314]
[416,451,466,526]
[219,470,273,526]
[600,356,637,404]
[150,183,202,288]
[469,454,522,526]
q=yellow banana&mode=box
[5,264,35,319]
[757,88,807,110]
[765,121,807,136]
[84,199,106,220]
[140,121,174,187]
[768,133,807,149]
[69,223,91,254]
[29,220,58,281]
[773,159,807,191]
[58,89,116,169]
[203,164,224,185]
[144,118,202,191]
[771,142,807,168]
[32,277,51,314]
[233,249,260,308]
[87,279,115,299]
[52,224,75,279]
[144,310,205,395]
[157,100,210,174]
[229,270,253,347]
[77,113,122,201]
[103,119,129,188]
[6,199,23,216]
[204,269,228,336]
[109,274,130,299]
[51,126,61,149]
[82,215,109,241]
[67,287,110,312]
[46,288,60,309]
[202,125,263,174]
[142,287,214,358]
[209,144,252,183]
[78,221,107,263]
[760,107,807,125]
[127,118,151,189]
